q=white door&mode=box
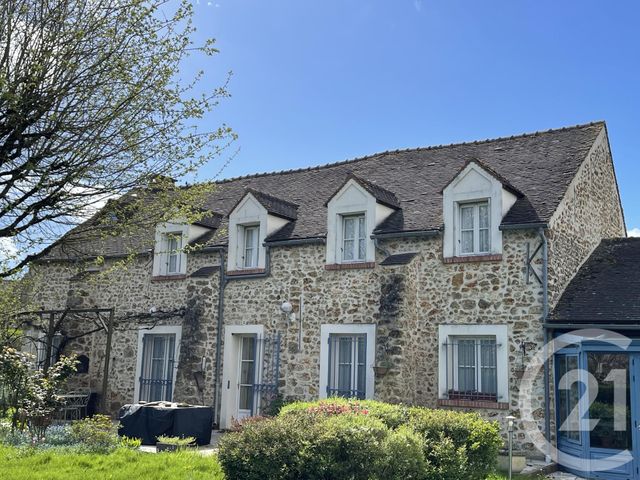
[236,335,257,420]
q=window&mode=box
[23,331,63,370]
[166,233,182,274]
[138,333,177,402]
[320,324,375,400]
[327,334,366,399]
[342,214,366,262]
[556,355,580,442]
[458,201,490,255]
[242,225,259,268]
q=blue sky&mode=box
[188,0,640,233]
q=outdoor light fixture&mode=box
[505,415,516,480]
[280,301,293,315]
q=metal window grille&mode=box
[443,337,499,402]
[251,333,281,415]
[327,334,366,399]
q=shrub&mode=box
[70,414,120,453]
[407,408,502,480]
[220,399,502,480]
[218,414,312,480]
[305,414,388,480]
[280,398,409,429]
[379,425,428,480]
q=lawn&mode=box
[0,445,544,480]
[0,446,224,480]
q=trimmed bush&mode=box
[408,408,502,480]
[219,399,503,480]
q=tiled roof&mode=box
[243,188,298,220]
[43,122,607,258]
[325,174,401,209]
[548,238,640,324]
[190,266,220,278]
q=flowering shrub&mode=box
[306,400,369,416]
[0,346,77,439]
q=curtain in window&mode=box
[139,334,176,402]
[328,334,366,399]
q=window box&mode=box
[442,254,502,264]
[324,262,376,271]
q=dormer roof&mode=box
[229,188,299,221]
[324,174,401,209]
[440,158,524,197]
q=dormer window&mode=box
[241,224,259,268]
[342,214,366,262]
[227,189,298,274]
[325,175,399,267]
[442,160,522,261]
[458,201,490,255]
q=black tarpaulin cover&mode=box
[118,403,213,445]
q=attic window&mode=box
[342,214,366,262]
[165,233,183,274]
[241,225,259,268]
[458,201,490,255]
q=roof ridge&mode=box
[212,121,606,185]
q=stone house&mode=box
[28,121,625,455]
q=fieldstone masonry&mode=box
[28,127,625,455]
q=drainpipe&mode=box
[212,245,272,428]
[539,227,551,461]
[213,249,226,428]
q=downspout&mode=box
[539,227,551,461]
[213,249,226,428]
[213,245,272,427]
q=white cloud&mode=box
[413,0,423,12]
[628,228,640,237]
[0,237,18,259]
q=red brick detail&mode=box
[437,398,509,410]
[324,262,376,271]
[226,268,266,276]
[442,254,503,264]
[151,274,187,282]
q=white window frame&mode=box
[240,224,260,269]
[457,200,490,256]
[320,324,375,400]
[152,222,189,277]
[450,336,497,394]
[133,325,182,403]
[165,232,183,274]
[340,213,366,263]
[438,324,508,402]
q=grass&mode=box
[0,444,544,480]
[0,446,224,480]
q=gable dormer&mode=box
[227,189,298,272]
[442,159,521,259]
[325,175,399,266]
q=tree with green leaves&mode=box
[0,0,234,277]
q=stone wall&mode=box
[29,252,221,413]
[547,128,626,307]
[26,131,626,454]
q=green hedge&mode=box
[218,399,502,480]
